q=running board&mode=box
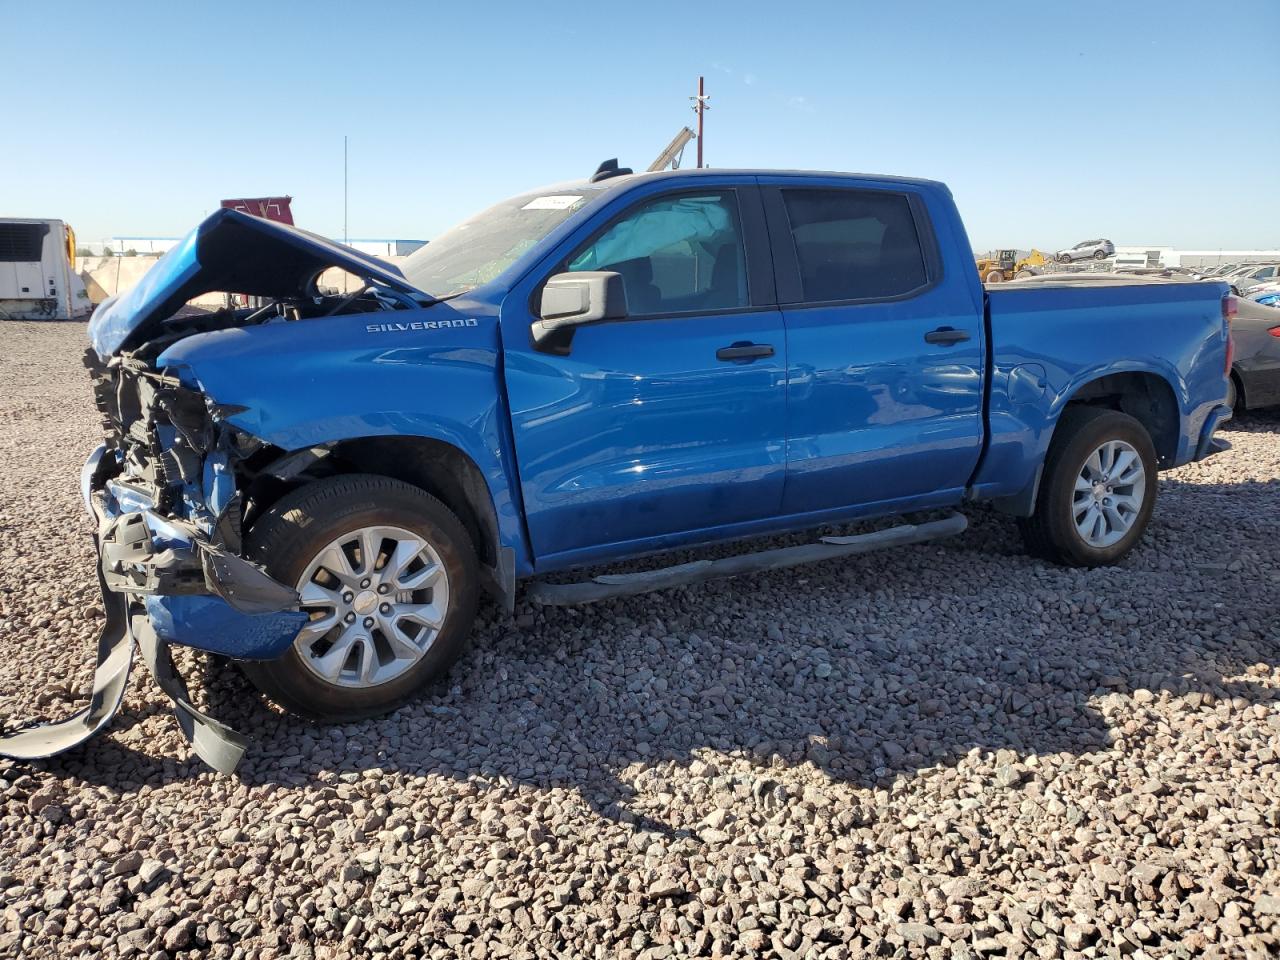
[525,513,968,606]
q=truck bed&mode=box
[972,276,1232,507]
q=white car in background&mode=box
[1235,264,1280,294]
[1056,239,1115,262]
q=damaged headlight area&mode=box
[88,349,306,645]
[0,349,305,772]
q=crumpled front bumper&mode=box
[86,444,306,659]
[0,444,305,772]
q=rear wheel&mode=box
[241,475,478,721]
[1018,407,1157,567]
[985,269,1005,283]
[1093,248,1108,260]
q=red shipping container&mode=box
[220,196,294,225]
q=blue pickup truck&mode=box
[1,165,1234,770]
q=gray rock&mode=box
[112,852,144,877]
[27,790,59,815]
[162,917,196,952]
[898,923,942,946]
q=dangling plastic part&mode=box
[130,613,248,773]
[0,557,249,773]
[0,564,133,761]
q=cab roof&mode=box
[578,167,948,193]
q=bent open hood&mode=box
[89,208,427,357]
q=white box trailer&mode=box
[0,218,89,320]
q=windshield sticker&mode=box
[522,195,583,211]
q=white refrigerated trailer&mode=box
[0,218,89,320]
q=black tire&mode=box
[1093,249,1108,260]
[1227,373,1241,412]
[241,474,478,721]
[1018,407,1158,567]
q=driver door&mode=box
[499,182,787,568]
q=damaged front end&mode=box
[0,351,306,772]
[86,352,304,643]
[1,208,433,771]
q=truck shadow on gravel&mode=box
[35,478,1280,832]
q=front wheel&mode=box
[1018,407,1157,567]
[241,475,479,721]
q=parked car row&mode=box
[1188,262,1280,296]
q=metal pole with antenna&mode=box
[691,76,709,168]
[343,134,349,292]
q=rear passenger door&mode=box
[761,179,985,515]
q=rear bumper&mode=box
[1193,403,1233,461]
[84,442,305,660]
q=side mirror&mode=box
[531,271,628,353]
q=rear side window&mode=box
[0,222,48,263]
[568,191,748,315]
[781,189,927,302]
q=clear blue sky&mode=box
[3,0,1277,251]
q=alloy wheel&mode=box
[1071,439,1146,548]
[292,525,450,688]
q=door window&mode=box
[781,189,928,302]
[567,191,748,315]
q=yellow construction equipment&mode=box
[976,249,1017,283]
[976,249,1049,283]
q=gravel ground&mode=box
[0,321,1277,960]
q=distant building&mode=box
[1114,247,1280,270]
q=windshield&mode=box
[400,186,599,298]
